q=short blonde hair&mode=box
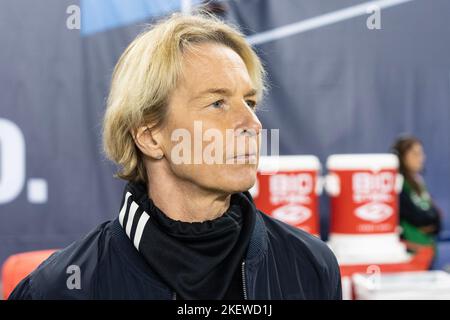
[103,13,266,183]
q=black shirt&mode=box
[123,182,255,299]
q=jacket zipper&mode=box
[172,262,247,300]
[241,260,248,300]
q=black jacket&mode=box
[399,189,441,233]
[9,192,342,300]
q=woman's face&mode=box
[157,42,262,194]
[404,142,425,174]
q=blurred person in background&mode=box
[392,136,442,259]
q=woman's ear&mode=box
[133,126,165,160]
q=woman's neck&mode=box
[146,164,231,223]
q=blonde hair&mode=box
[102,13,266,183]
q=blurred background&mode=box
[0,0,449,299]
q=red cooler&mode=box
[325,154,409,265]
[251,155,322,236]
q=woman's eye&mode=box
[246,100,257,109]
[210,100,225,109]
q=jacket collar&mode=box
[241,191,269,266]
[113,183,268,268]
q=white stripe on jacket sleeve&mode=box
[125,201,139,237]
[119,192,132,227]
[133,212,150,249]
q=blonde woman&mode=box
[10,14,341,300]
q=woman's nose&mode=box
[234,101,262,137]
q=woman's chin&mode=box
[221,167,257,193]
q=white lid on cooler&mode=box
[352,271,450,300]
[326,153,399,171]
[258,155,321,173]
[328,233,411,265]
